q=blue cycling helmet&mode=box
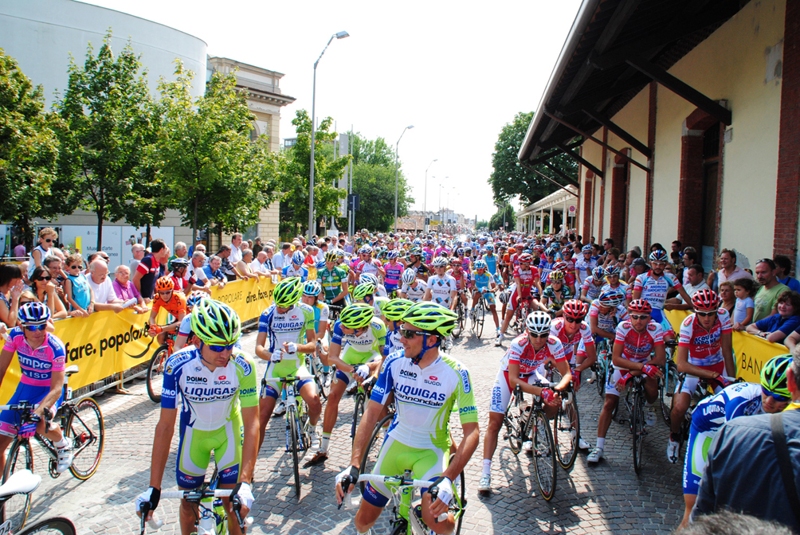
[592,266,606,279]
[649,250,669,263]
[303,280,322,296]
[292,251,305,265]
[17,302,50,326]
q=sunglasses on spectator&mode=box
[527,332,548,338]
[565,316,584,324]
[36,276,52,282]
[695,310,717,317]
[44,238,53,243]
[69,265,81,270]
[400,328,424,339]
[762,386,790,403]
[24,324,47,332]
[207,343,235,352]
[630,314,650,321]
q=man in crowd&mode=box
[87,259,126,312]
[273,243,293,271]
[133,239,170,302]
[130,243,145,273]
[708,248,752,289]
[774,255,800,293]
[665,264,709,311]
[187,251,211,293]
[753,258,789,322]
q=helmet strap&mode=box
[410,333,439,365]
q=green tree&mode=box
[489,111,577,206]
[489,203,515,231]
[351,134,395,167]
[0,49,62,248]
[280,110,348,237]
[153,63,281,241]
[475,220,488,230]
[55,34,155,251]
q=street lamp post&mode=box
[308,31,349,240]
[424,159,437,232]
[394,125,414,233]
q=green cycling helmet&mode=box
[382,298,414,321]
[339,303,374,329]
[761,354,792,399]
[273,277,303,307]
[351,282,376,301]
[191,300,241,346]
[402,302,458,337]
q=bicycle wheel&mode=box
[632,390,646,475]
[2,439,33,532]
[312,358,330,402]
[17,516,76,535]
[66,397,104,480]
[554,396,580,470]
[595,352,608,399]
[358,412,394,494]
[504,398,525,455]
[451,464,467,535]
[660,361,678,426]
[474,300,485,339]
[146,344,170,403]
[529,410,557,501]
[287,406,301,498]
[351,392,366,443]
[452,302,464,338]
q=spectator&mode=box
[0,264,24,328]
[28,227,58,280]
[29,267,67,320]
[753,258,790,322]
[718,281,736,317]
[262,245,278,274]
[681,248,700,287]
[169,241,188,270]
[202,255,227,288]
[133,238,170,302]
[187,251,211,293]
[746,291,800,345]
[18,261,30,287]
[628,257,648,284]
[12,241,26,259]
[709,248,753,289]
[774,254,800,293]
[112,265,147,313]
[665,264,709,311]
[650,242,666,253]
[195,243,206,255]
[732,278,757,330]
[252,237,263,256]
[216,245,236,282]
[671,240,682,255]
[63,254,92,317]
[130,243,145,274]
[273,243,293,270]
[236,249,257,281]
[87,259,125,313]
[694,349,800,532]
[249,251,270,279]
[43,256,67,301]
[229,233,244,269]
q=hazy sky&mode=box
[82,0,582,221]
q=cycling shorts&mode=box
[683,425,715,495]
[260,362,313,400]
[475,289,495,306]
[0,385,63,438]
[489,368,547,414]
[362,435,448,508]
[674,362,725,396]
[176,414,242,489]
[604,367,657,397]
[510,293,532,311]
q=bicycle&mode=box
[502,384,532,456]
[618,375,648,475]
[591,340,612,400]
[670,374,713,460]
[523,381,558,501]
[469,291,489,339]
[262,376,311,498]
[343,470,465,535]
[145,329,174,403]
[2,365,104,496]
[552,381,580,471]
[451,298,466,339]
[0,468,76,535]
[350,376,376,443]
[511,297,532,336]
[658,341,679,426]
[307,344,332,402]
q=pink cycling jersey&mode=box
[678,308,732,367]
[614,320,665,364]
[501,333,566,375]
[2,328,66,387]
[550,317,595,364]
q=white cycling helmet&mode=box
[432,257,449,268]
[525,311,552,335]
[402,269,417,285]
[360,272,379,286]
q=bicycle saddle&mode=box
[0,469,41,498]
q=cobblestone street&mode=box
[25,324,684,534]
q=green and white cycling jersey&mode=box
[258,302,315,377]
[317,266,348,303]
[331,317,387,365]
[371,349,478,450]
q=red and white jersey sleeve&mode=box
[502,333,566,375]
[614,320,665,363]
[678,308,732,367]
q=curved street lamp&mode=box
[394,125,414,233]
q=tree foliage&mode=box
[489,111,577,206]
[280,110,348,236]
[153,63,281,240]
[0,49,61,247]
[489,203,515,231]
[55,34,155,251]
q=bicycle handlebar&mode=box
[140,489,253,533]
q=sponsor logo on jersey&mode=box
[459,405,476,414]
[162,388,177,398]
[184,386,237,398]
[647,324,657,331]
[239,387,256,397]
[218,375,226,380]
[460,369,471,393]
[18,356,52,369]
[702,403,725,417]
[372,385,385,396]
[424,378,441,386]
[395,384,446,402]
[400,369,417,380]
[214,379,231,385]
[186,376,208,383]
[235,355,252,375]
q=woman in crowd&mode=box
[28,267,68,320]
[0,264,24,329]
[745,290,800,344]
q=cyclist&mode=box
[574,244,596,287]
[335,302,479,535]
[360,272,388,298]
[632,250,691,333]
[137,300,257,535]
[588,288,629,343]
[550,300,596,390]
[317,251,350,313]
[173,291,208,351]
[668,289,736,463]
[478,311,570,495]
[447,257,471,310]
[587,299,665,464]
[399,268,427,303]
[282,251,309,281]
[383,251,405,296]
[678,355,791,529]
[406,248,430,282]
[147,276,188,346]
[0,302,72,474]
[482,244,499,280]
[381,298,414,357]
[540,270,573,317]
[310,303,387,465]
[497,253,542,346]
[580,266,606,305]
[424,257,458,310]
[354,246,385,284]
[169,257,192,294]
[470,260,500,335]
[254,277,321,449]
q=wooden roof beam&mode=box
[540,159,580,188]
[582,109,651,157]
[556,142,604,178]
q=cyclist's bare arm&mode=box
[721,332,735,376]
[239,405,259,487]
[149,407,178,490]
[333,282,349,304]
[441,420,479,485]
[293,328,316,354]
[0,349,14,389]
[36,369,65,419]
[611,341,644,374]
[254,331,271,361]
[174,334,189,351]
[349,399,384,470]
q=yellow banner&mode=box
[664,310,788,384]
[0,277,276,403]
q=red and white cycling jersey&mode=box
[550,317,595,365]
[614,320,665,364]
[356,259,383,278]
[513,266,538,296]
[633,271,682,310]
[588,300,629,333]
[501,333,566,375]
[678,308,733,367]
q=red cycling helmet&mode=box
[628,299,652,314]
[562,299,587,320]
[692,289,720,312]
[517,253,533,263]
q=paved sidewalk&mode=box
[23,324,684,534]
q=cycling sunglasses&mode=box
[207,343,235,352]
[24,324,48,332]
[695,310,717,317]
[400,328,425,339]
[565,316,585,324]
[762,386,790,403]
[629,314,650,321]
[527,332,548,338]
